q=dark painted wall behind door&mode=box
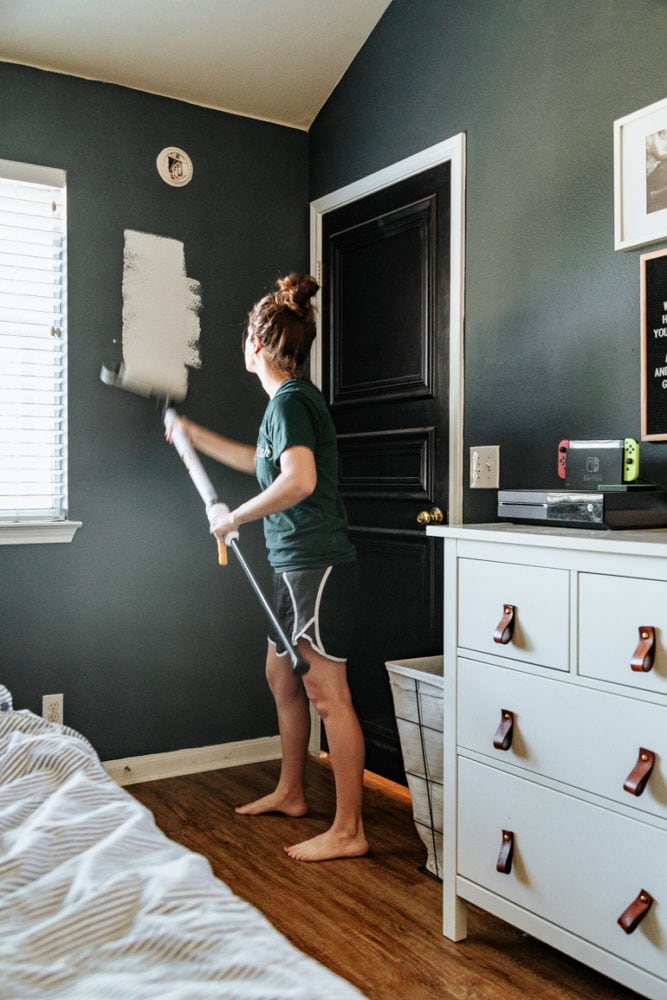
[0,63,308,759]
[309,0,667,525]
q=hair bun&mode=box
[275,273,319,316]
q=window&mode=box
[0,159,78,543]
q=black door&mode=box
[321,163,451,782]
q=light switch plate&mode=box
[470,445,500,488]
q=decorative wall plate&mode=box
[156,147,193,187]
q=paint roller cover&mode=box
[99,362,187,401]
[121,230,202,401]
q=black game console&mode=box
[497,487,667,530]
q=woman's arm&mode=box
[209,445,316,539]
[166,416,256,475]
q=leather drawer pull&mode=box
[493,604,515,644]
[631,626,655,673]
[618,889,653,934]
[496,830,514,874]
[623,747,656,796]
[493,709,514,751]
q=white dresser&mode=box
[428,523,667,999]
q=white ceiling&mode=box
[0,0,392,130]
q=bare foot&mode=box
[284,828,368,862]
[235,790,308,817]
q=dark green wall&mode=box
[309,0,667,522]
[0,63,308,758]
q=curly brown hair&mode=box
[245,273,319,377]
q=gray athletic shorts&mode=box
[268,561,359,663]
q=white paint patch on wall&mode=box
[121,230,202,401]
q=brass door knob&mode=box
[417,506,444,525]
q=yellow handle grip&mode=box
[217,538,228,566]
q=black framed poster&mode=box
[641,248,667,440]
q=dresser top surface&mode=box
[427,522,667,557]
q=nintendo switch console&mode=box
[557,438,639,488]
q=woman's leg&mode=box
[284,640,368,862]
[235,642,311,816]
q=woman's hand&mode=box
[164,413,194,446]
[208,504,239,541]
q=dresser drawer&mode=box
[458,558,569,670]
[458,658,667,821]
[458,757,667,981]
[579,573,667,696]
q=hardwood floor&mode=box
[130,757,638,999]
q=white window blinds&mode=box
[0,159,67,522]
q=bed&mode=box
[0,685,363,998]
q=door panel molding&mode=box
[310,133,466,526]
[348,524,427,539]
[337,427,435,501]
[348,525,440,629]
[330,196,436,404]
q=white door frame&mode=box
[307,134,466,757]
[309,132,466,526]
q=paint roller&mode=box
[100,360,188,403]
[100,363,310,676]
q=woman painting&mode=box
[167,273,367,862]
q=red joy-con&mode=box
[557,439,569,479]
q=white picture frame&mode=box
[156,147,193,187]
[615,96,667,251]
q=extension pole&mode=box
[163,407,309,676]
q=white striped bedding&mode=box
[0,686,364,998]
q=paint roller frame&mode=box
[100,363,310,676]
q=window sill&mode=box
[0,521,82,545]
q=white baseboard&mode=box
[103,735,282,786]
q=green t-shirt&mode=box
[255,378,356,572]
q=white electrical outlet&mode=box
[42,693,63,725]
[470,445,500,489]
